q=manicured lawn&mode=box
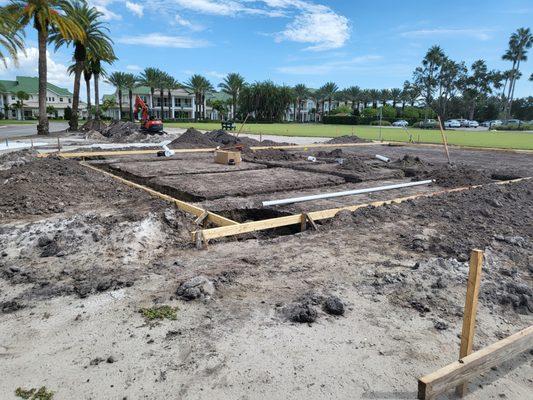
[165,122,533,150]
[0,120,36,125]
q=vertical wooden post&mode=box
[456,249,484,397]
[57,137,61,152]
[437,116,451,164]
[300,213,307,232]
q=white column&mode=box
[191,96,195,119]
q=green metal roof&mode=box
[207,91,231,101]
[0,76,72,96]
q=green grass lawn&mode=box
[165,122,533,150]
[0,120,37,125]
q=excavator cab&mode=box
[134,96,164,134]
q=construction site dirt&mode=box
[1,134,532,400]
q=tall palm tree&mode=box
[390,88,402,108]
[157,71,170,120]
[83,63,92,120]
[368,89,380,108]
[137,67,163,110]
[319,82,338,114]
[345,86,361,113]
[49,0,112,130]
[0,7,24,67]
[218,72,245,120]
[105,71,128,120]
[122,73,137,122]
[293,83,308,122]
[165,75,180,120]
[502,28,532,118]
[7,0,84,134]
[379,89,390,108]
[185,74,214,120]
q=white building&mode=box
[0,76,86,119]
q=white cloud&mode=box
[0,47,73,90]
[116,33,209,48]
[276,55,383,75]
[400,28,493,41]
[174,15,205,31]
[89,0,122,21]
[170,0,284,17]
[125,1,144,17]
[125,64,142,71]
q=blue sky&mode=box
[1,0,532,98]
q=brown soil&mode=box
[325,135,371,144]
[168,128,218,148]
[244,148,302,162]
[81,119,108,132]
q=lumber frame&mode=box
[191,178,530,243]
[80,162,238,227]
[418,325,533,400]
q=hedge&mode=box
[492,124,533,131]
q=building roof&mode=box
[207,91,231,102]
[0,76,72,96]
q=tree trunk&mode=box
[117,89,122,120]
[94,74,100,120]
[129,90,133,121]
[232,94,237,120]
[37,25,49,135]
[69,63,83,130]
[85,76,92,121]
[507,59,521,119]
[160,88,164,120]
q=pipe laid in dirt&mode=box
[375,154,390,163]
[262,180,434,206]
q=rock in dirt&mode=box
[0,300,25,313]
[434,320,449,330]
[323,296,345,315]
[0,149,39,171]
[176,275,215,300]
[285,302,318,323]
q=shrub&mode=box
[330,105,352,115]
[370,120,391,126]
[381,105,397,119]
[413,120,439,129]
[322,115,358,125]
[401,106,420,119]
[492,124,533,131]
[361,107,378,118]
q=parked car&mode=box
[456,118,469,127]
[481,120,502,128]
[466,120,479,128]
[418,119,439,129]
[444,119,461,128]
[392,120,408,127]
[503,119,522,126]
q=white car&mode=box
[466,120,479,128]
[392,120,408,127]
[444,119,461,128]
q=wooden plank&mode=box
[456,249,484,397]
[418,325,533,400]
[80,162,238,227]
[437,116,451,163]
[192,178,530,242]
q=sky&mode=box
[1,0,532,99]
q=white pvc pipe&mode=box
[262,180,434,206]
[375,154,390,163]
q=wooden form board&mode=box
[40,142,385,159]
[80,162,238,227]
[418,325,533,399]
[191,178,530,242]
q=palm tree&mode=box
[185,74,214,120]
[379,89,390,108]
[345,86,361,113]
[218,73,245,120]
[137,67,163,110]
[368,89,380,108]
[7,0,85,135]
[122,73,137,122]
[106,71,128,120]
[14,90,29,120]
[390,88,402,108]
[293,83,308,122]
[0,7,24,67]
[502,28,532,118]
[165,75,180,120]
[157,71,170,120]
[319,82,338,114]
[49,0,112,130]
[83,63,92,120]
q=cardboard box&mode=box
[214,150,242,165]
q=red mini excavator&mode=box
[134,96,164,133]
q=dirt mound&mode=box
[325,135,371,144]
[84,129,107,141]
[0,149,39,171]
[339,156,370,173]
[81,119,108,132]
[102,121,142,139]
[0,157,157,220]
[205,129,247,145]
[314,149,343,158]
[392,154,426,168]
[244,149,301,162]
[168,128,218,148]
[420,164,492,188]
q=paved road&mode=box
[0,122,69,138]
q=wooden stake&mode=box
[456,249,484,397]
[57,136,61,152]
[437,116,451,163]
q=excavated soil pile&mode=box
[244,149,302,162]
[0,149,39,171]
[168,128,218,148]
[81,119,108,132]
[339,156,371,173]
[102,121,142,139]
[206,130,293,147]
[420,164,492,187]
[332,180,533,314]
[0,157,156,220]
[325,135,371,144]
[314,149,344,158]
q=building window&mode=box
[68,98,71,103]
[59,97,63,102]
[11,96,15,100]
